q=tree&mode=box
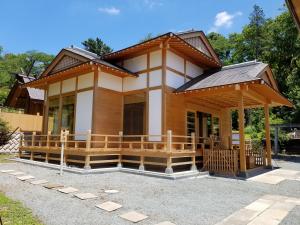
[207,32,232,65]
[81,37,113,56]
[139,33,154,43]
[248,4,267,60]
[0,48,54,104]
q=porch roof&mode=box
[175,61,293,108]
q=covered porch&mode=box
[175,62,293,177]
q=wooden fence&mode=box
[203,148,239,176]
[0,110,42,132]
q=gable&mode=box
[41,49,90,77]
[50,55,83,75]
[182,36,212,57]
[259,67,279,91]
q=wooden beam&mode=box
[264,103,272,168]
[243,88,267,105]
[238,93,247,175]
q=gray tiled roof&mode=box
[21,75,44,100]
[176,61,268,92]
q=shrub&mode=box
[0,117,10,146]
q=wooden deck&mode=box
[19,131,208,173]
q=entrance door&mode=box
[123,102,145,135]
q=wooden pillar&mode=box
[139,156,145,171]
[238,94,247,176]
[118,131,123,168]
[191,132,197,171]
[264,104,272,168]
[167,130,172,152]
[84,155,91,170]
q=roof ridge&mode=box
[222,60,262,70]
[66,46,100,58]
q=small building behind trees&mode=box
[4,73,44,115]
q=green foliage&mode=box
[139,33,154,43]
[0,49,53,104]
[0,192,43,224]
[208,5,300,130]
[81,37,113,56]
[206,32,232,65]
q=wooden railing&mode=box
[20,130,210,153]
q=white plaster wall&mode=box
[149,69,162,87]
[186,61,203,78]
[98,71,122,92]
[166,70,185,89]
[123,54,147,72]
[75,90,93,140]
[148,89,162,141]
[150,50,162,68]
[62,78,76,93]
[78,72,94,90]
[123,73,147,92]
[166,50,184,73]
[48,82,60,96]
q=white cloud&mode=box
[208,11,242,33]
[143,0,163,9]
[98,7,120,15]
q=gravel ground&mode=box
[0,160,300,225]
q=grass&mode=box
[0,154,15,163]
[0,192,43,225]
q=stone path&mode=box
[1,168,176,224]
[248,169,300,184]
[216,195,300,225]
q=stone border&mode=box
[11,158,208,180]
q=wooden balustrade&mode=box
[19,130,210,153]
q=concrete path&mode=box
[216,195,300,225]
[248,169,300,184]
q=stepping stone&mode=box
[44,183,64,189]
[155,222,176,225]
[96,201,122,212]
[104,189,119,194]
[9,171,25,176]
[120,211,148,223]
[0,170,14,173]
[30,179,48,185]
[74,193,97,200]
[57,187,79,194]
[17,175,34,181]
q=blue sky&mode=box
[0,0,286,55]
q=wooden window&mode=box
[123,94,146,136]
[61,95,75,132]
[187,111,196,137]
[48,98,60,134]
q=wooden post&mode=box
[84,155,91,170]
[167,130,172,152]
[32,132,36,147]
[60,130,65,176]
[141,136,144,151]
[191,132,196,152]
[86,130,91,150]
[104,136,108,149]
[238,94,247,177]
[118,131,123,168]
[191,132,197,171]
[65,130,69,148]
[139,155,145,171]
[165,156,173,174]
[46,131,51,147]
[264,104,272,168]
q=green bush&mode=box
[0,117,10,146]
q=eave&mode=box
[102,32,221,69]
